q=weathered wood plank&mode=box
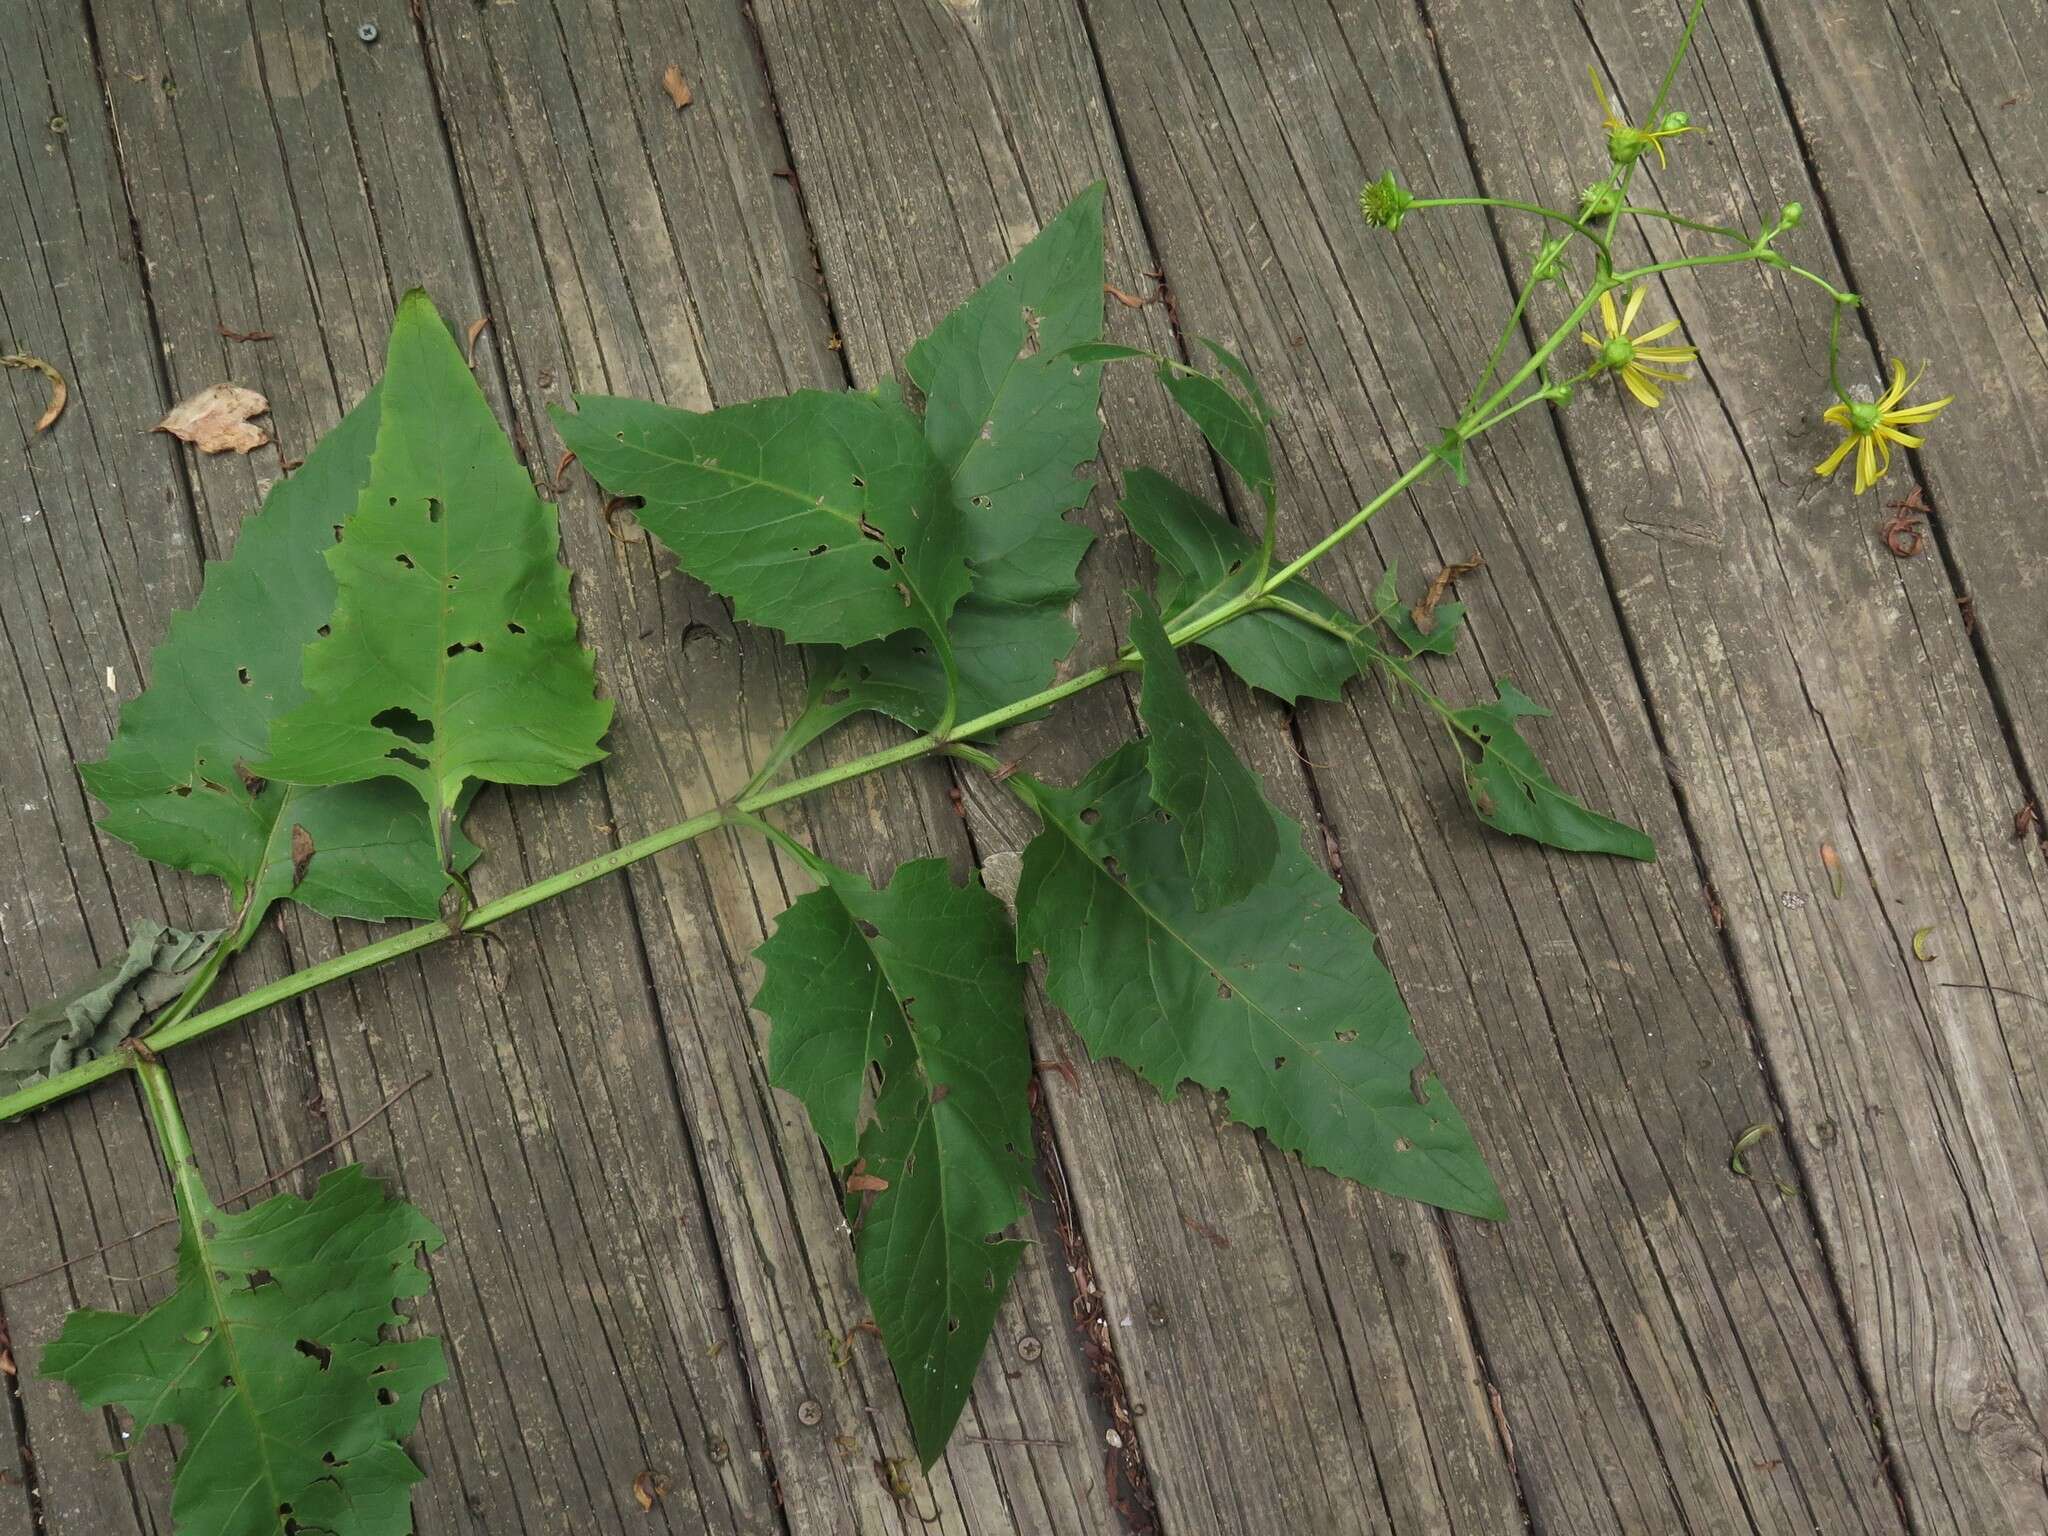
[405,0,1124,1528]
[1075,0,1913,1530]
[5,2,784,1532]
[1422,0,2048,1528]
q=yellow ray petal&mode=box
[1815,435,1856,478]
[1883,395,1953,425]
[1854,433,1879,494]
[1878,357,1910,410]
[1621,286,1647,333]
[1621,367,1663,408]
[1599,290,1620,337]
[1822,403,1853,428]
[1635,319,1683,344]
[1634,345,1699,364]
[1875,425,1925,449]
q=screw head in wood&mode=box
[797,1398,822,1426]
[1016,1334,1042,1361]
[357,21,379,43]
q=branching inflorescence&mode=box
[0,0,1948,1519]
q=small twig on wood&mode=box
[0,1071,431,1290]
[1937,982,2047,1008]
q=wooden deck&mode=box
[3,0,2044,1531]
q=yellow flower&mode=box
[1581,287,1698,408]
[1815,360,1952,495]
[1590,68,1695,168]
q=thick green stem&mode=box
[132,1053,210,1221]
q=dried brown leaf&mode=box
[660,64,693,109]
[290,824,315,889]
[845,1172,889,1193]
[1413,553,1483,634]
[631,1469,668,1511]
[154,383,270,454]
[1820,842,1844,899]
[464,315,491,366]
[2,352,68,433]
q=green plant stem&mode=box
[132,1054,205,1215]
[1411,197,1598,243]
[0,221,1838,1130]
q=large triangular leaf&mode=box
[1128,590,1276,908]
[259,293,611,865]
[1451,682,1655,860]
[45,1162,445,1536]
[550,382,967,651]
[755,856,1034,1467]
[81,384,463,936]
[811,183,1108,733]
[1013,743,1503,1219]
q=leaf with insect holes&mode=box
[808,183,1108,734]
[1013,743,1502,1219]
[44,1163,445,1536]
[755,856,1033,1468]
[82,383,472,941]
[1129,590,1277,909]
[257,292,611,865]
[1451,682,1655,859]
[551,382,967,652]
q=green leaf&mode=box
[551,382,967,651]
[1128,590,1277,909]
[80,384,466,934]
[755,856,1034,1467]
[1451,682,1655,859]
[814,183,1108,732]
[1162,343,1274,518]
[0,922,220,1096]
[1013,743,1503,1219]
[259,292,611,862]
[1120,468,1373,702]
[45,1163,446,1536]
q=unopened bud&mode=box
[1358,172,1414,233]
[1660,110,1691,132]
[1778,201,1803,231]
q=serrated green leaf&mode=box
[1121,467,1431,702]
[755,856,1033,1468]
[814,184,1108,732]
[45,1162,446,1536]
[0,922,220,1096]
[1451,682,1655,860]
[1129,590,1277,909]
[1013,743,1503,1219]
[80,385,466,935]
[259,293,611,862]
[551,382,967,651]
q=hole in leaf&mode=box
[821,688,848,706]
[1394,1137,1414,1153]
[1333,1028,1358,1044]
[246,1268,277,1290]
[1079,807,1101,826]
[1273,1056,1287,1071]
[1102,855,1123,880]
[171,784,193,798]
[871,554,890,571]
[946,1317,961,1334]
[445,641,484,657]
[221,1376,235,1388]
[331,524,345,542]
[376,1388,399,1406]
[506,620,526,635]
[296,1339,333,1372]
[394,552,415,569]
[426,497,443,524]
[371,707,435,746]
[235,666,251,685]
[855,920,879,939]
[316,624,331,638]
[851,474,866,489]
[807,543,830,557]
[1217,981,1233,1000]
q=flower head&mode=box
[1591,68,1696,168]
[1815,360,1952,495]
[1581,287,1698,408]
[1359,172,1414,232]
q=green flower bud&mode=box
[1778,201,1804,231]
[1660,110,1691,132]
[1358,172,1414,233]
[1578,183,1623,221]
